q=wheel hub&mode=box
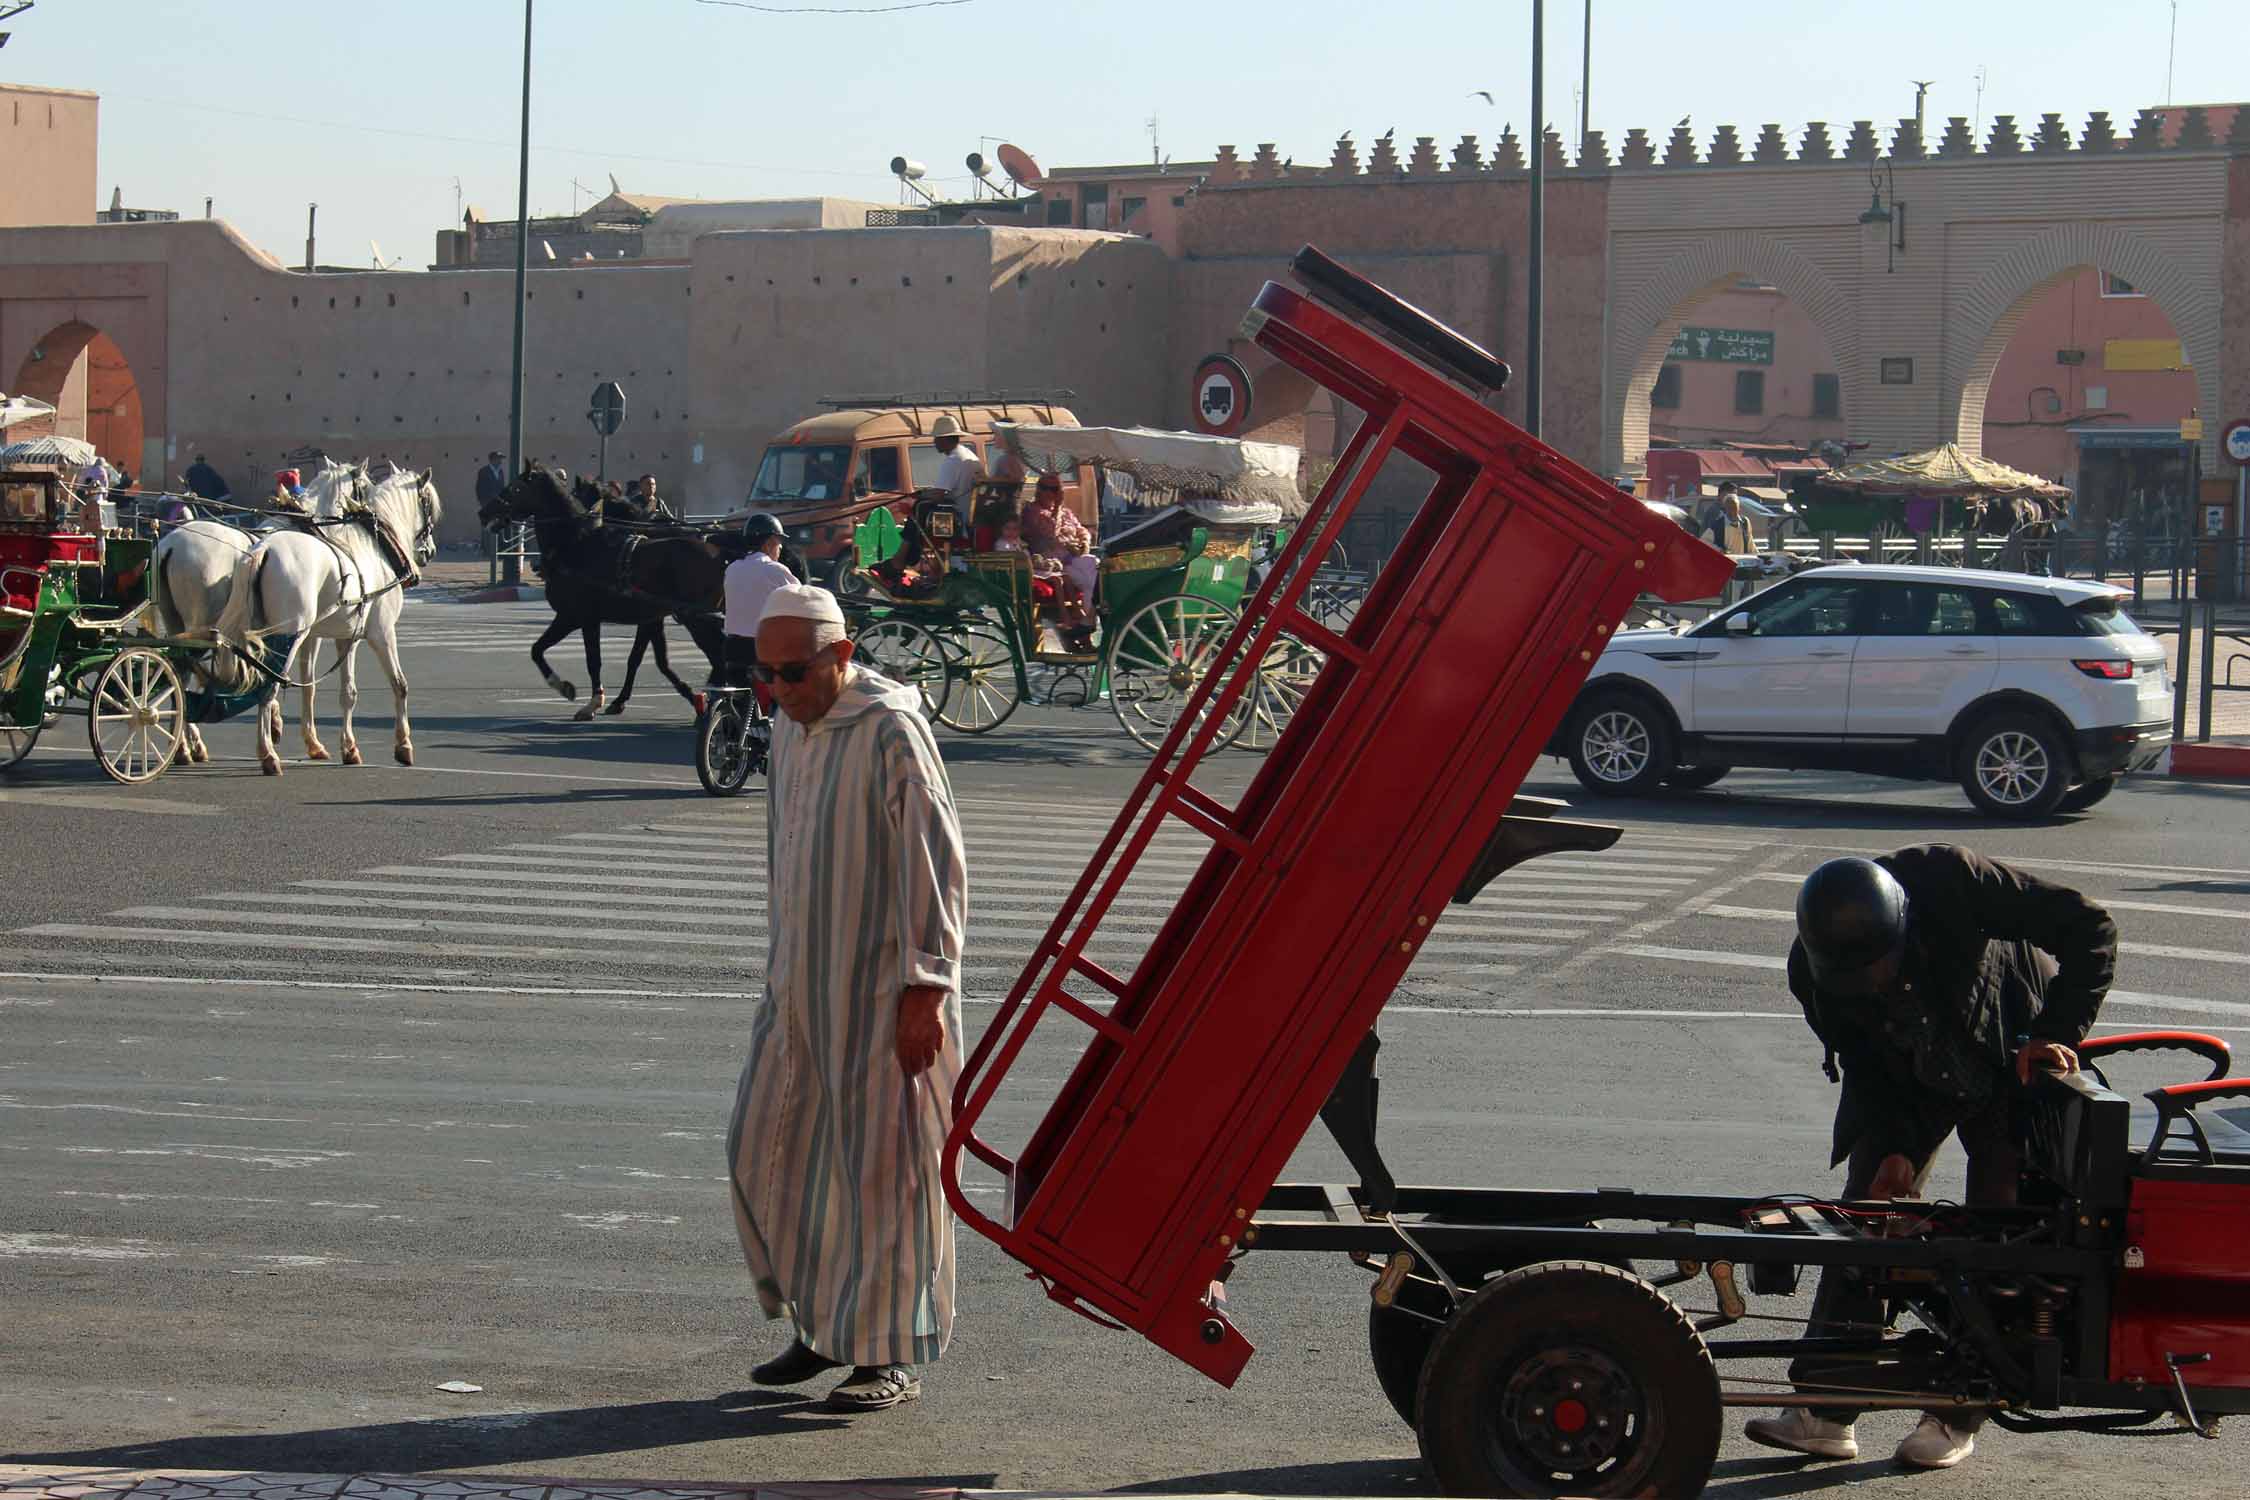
[1501,1347,1636,1475]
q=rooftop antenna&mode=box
[1973,64,1987,138]
[571,177,592,214]
[2165,1,2178,104]
[1911,79,1935,140]
[1147,114,1160,167]
[452,175,462,226]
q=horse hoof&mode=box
[395,745,414,767]
[342,745,363,766]
[553,679,577,701]
[603,700,627,716]
[306,744,330,761]
[572,704,597,722]
[260,759,283,778]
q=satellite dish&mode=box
[965,151,991,178]
[996,143,1043,188]
[889,156,928,181]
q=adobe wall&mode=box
[2226,156,2250,449]
[1172,170,1610,473]
[0,85,97,229]
[0,221,1170,544]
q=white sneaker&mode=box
[1896,1413,1976,1469]
[1743,1408,1859,1460]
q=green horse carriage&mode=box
[843,424,1321,752]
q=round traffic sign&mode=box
[1191,354,1252,437]
[2223,419,2250,466]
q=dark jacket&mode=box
[1788,844,2117,1167]
[474,462,509,506]
[183,461,230,501]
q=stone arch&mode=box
[8,317,150,477]
[1944,222,2221,465]
[1606,230,1859,474]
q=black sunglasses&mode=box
[750,646,835,686]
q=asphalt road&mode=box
[3,594,2248,1499]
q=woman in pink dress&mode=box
[1022,474,1098,646]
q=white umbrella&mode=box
[0,434,100,467]
[0,394,59,433]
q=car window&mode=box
[1727,580,1867,638]
[2067,598,2148,639]
[1988,590,2145,638]
[854,444,903,496]
[1988,592,2052,635]
[908,439,980,488]
[1868,584,1982,636]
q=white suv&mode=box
[1554,564,2172,818]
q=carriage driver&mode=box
[721,512,795,691]
[1748,846,2116,1471]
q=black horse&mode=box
[479,463,729,720]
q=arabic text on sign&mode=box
[1666,326,1775,364]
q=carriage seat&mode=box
[2082,1033,2250,1167]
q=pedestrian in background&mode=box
[474,450,508,511]
[727,582,968,1413]
[183,453,231,504]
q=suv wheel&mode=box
[1959,711,2070,819]
[2057,775,2119,813]
[1567,692,1673,797]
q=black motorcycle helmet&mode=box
[1796,857,1911,997]
[742,512,784,546]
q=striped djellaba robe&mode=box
[727,665,969,1367]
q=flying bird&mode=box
[1470,90,1495,105]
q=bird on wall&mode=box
[1379,126,1395,142]
[1470,90,1495,105]
[1676,115,1691,128]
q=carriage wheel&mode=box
[853,617,952,719]
[0,722,38,770]
[1236,631,1326,752]
[832,551,876,603]
[1107,594,1250,754]
[87,648,186,786]
[938,627,1021,734]
[1415,1261,1720,1499]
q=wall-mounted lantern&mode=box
[1857,156,1905,272]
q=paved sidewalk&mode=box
[0,1471,1200,1500]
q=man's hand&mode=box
[1866,1153,1920,1201]
[896,985,947,1077]
[2016,1039,2079,1085]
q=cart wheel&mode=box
[87,648,186,785]
[1415,1261,1720,1499]
[1237,631,1325,752]
[1107,594,1249,753]
[694,698,762,797]
[853,617,953,720]
[833,551,876,603]
[938,627,1021,734]
[1,722,38,770]
[1370,1242,1640,1429]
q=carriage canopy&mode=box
[996,424,1306,518]
[1818,442,2071,502]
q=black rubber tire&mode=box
[1369,1242,1641,1429]
[1957,710,2071,820]
[694,699,758,797]
[1566,692,1673,798]
[2057,774,2119,813]
[1664,765,1730,791]
[1415,1260,1720,1499]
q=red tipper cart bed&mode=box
[942,250,2250,1499]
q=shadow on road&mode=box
[1113,1458,1423,1494]
[1,1391,944,1477]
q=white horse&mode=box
[212,468,442,775]
[150,460,371,763]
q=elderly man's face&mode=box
[756,615,854,724]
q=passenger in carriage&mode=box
[1023,473,1097,649]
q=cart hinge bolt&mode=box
[1241,1227,1257,1245]
[1416,915,1429,927]
[1596,623,1609,634]
[1580,650,1593,661]
[1218,1234,1232,1247]
[1234,1207,1248,1219]
[1633,559,1646,571]
[1398,941,1412,953]
[1644,541,1657,552]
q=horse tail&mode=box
[213,546,269,646]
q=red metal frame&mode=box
[941,253,1733,1384]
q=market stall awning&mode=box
[0,394,58,433]
[1818,442,2067,499]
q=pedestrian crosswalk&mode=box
[390,599,547,657]
[4,793,1770,1007]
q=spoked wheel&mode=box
[0,721,38,770]
[87,648,186,785]
[1236,631,1326,752]
[938,627,1022,734]
[853,617,952,720]
[1107,594,1250,753]
[832,551,876,604]
[695,696,765,798]
[1416,1261,1720,1499]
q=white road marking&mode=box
[0,789,222,816]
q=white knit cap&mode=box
[757,582,847,629]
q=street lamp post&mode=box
[1526,0,1544,437]
[503,0,534,586]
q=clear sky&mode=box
[2,0,2239,269]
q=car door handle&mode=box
[1946,646,1989,655]
[1807,648,1850,658]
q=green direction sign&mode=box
[1667,326,1774,364]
